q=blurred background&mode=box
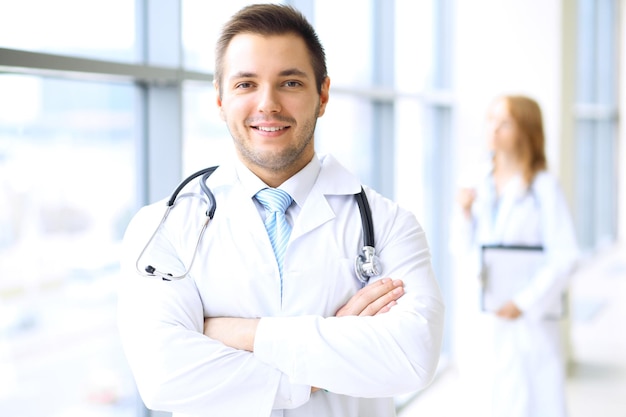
[0,0,623,416]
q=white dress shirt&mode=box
[118,154,445,417]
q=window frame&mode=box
[574,0,619,250]
[0,1,455,415]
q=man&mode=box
[118,4,444,417]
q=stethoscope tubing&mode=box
[136,166,380,283]
[167,166,218,217]
[355,187,374,248]
[136,167,217,280]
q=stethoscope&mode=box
[136,166,381,284]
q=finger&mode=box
[374,299,397,315]
[336,278,401,316]
[344,278,391,311]
[351,278,401,313]
[359,283,404,316]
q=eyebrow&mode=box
[278,68,309,78]
[229,68,310,81]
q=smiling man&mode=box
[217,31,327,187]
[118,4,444,417]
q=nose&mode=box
[257,86,281,113]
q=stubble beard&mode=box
[230,104,320,173]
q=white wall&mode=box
[449,0,579,363]
[451,0,575,196]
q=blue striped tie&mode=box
[255,188,293,285]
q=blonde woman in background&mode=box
[450,95,579,417]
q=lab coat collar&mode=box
[315,154,363,195]
[291,154,362,240]
[204,154,363,241]
[206,153,362,199]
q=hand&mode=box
[456,188,476,218]
[204,278,404,351]
[204,317,259,351]
[495,300,522,320]
[335,278,404,317]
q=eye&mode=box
[235,82,253,89]
[284,80,303,88]
[500,120,514,129]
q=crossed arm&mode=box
[204,277,405,352]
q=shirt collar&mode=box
[234,155,321,209]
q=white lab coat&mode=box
[450,169,579,417]
[118,154,445,417]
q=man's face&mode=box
[216,33,330,184]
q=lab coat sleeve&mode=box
[117,206,310,415]
[513,174,580,319]
[253,199,445,397]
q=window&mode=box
[182,81,232,173]
[574,0,619,250]
[182,0,281,72]
[0,74,138,416]
[0,1,454,415]
[0,0,136,62]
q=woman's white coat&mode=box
[450,169,579,417]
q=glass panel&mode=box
[314,0,373,87]
[316,94,375,186]
[182,81,233,174]
[0,74,138,416]
[594,119,617,245]
[596,0,616,104]
[576,0,595,102]
[575,120,595,249]
[395,0,435,92]
[0,0,136,62]
[574,0,617,250]
[182,0,283,72]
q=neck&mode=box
[242,151,314,188]
[492,152,524,194]
[494,152,522,176]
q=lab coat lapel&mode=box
[206,163,269,243]
[290,155,362,241]
[291,190,335,240]
[204,155,363,244]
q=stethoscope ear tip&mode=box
[144,265,174,281]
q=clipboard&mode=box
[480,244,564,319]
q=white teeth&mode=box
[257,126,284,132]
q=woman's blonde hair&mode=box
[499,95,548,185]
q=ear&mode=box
[214,80,225,121]
[317,76,331,117]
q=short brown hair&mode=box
[499,95,548,185]
[215,4,327,96]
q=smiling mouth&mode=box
[253,126,289,132]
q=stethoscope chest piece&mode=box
[355,245,381,284]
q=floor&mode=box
[398,243,626,417]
